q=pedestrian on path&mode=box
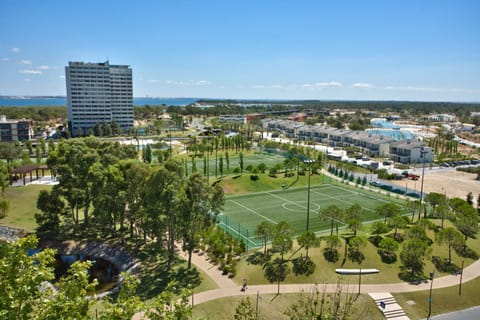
[242,279,248,292]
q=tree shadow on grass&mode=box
[135,243,201,299]
[368,235,383,247]
[431,256,460,274]
[246,252,270,265]
[454,246,478,260]
[398,268,429,284]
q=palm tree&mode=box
[297,230,320,258]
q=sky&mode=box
[0,0,479,102]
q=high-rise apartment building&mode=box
[0,115,34,141]
[65,61,133,136]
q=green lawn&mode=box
[232,218,480,287]
[192,292,383,320]
[394,275,480,319]
[1,184,52,231]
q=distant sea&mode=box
[0,97,198,107]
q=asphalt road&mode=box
[429,306,480,320]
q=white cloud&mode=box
[24,78,31,82]
[148,79,161,83]
[59,75,65,79]
[271,85,283,89]
[2,57,9,62]
[252,85,265,89]
[314,81,343,88]
[19,59,32,65]
[36,65,52,70]
[353,82,373,88]
[195,80,211,86]
[19,69,42,75]
[166,79,212,86]
[11,47,20,53]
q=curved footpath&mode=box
[190,257,480,305]
[131,247,480,319]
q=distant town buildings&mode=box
[218,113,265,124]
[218,114,247,124]
[0,115,33,141]
[425,114,457,122]
[262,119,434,164]
[65,61,133,136]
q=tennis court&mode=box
[218,182,405,248]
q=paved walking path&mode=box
[132,245,480,319]
[174,243,236,289]
[189,258,480,306]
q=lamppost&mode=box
[428,271,434,319]
[304,159,316,231]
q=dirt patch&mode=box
[390,170,480,199]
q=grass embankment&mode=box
[219,170,325,195]
[233,219,480,286]
[192,293,383,320]
[394,276,480,319]
[1,184,52,231]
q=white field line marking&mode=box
[329,184,392,204]
[266,191,308,210]
[226,183,333,200]
[229,199,278,224]
[310,188,374,212]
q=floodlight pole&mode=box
[304,159,315,231]
[428,271,434,319]
[419,147,428,218]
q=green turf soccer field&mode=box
[218,182,406,248]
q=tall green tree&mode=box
[219,155,224,177]
[436,227,464,264]
[319,205,342,235]
[454,203,478,248]
[375,202,400,223]
[400,239,432,276]
[145,161,184,269]
[389,214,409,239]
[35,261,97,320]
[264,258,290,295]
[145,282,193,320]
[35,189,65,235]
[0,235,56,320]
[425,192,447,217]
[225,151,230,174]
[98,274,143,320]
[239,152,244,175]
[255,221,275,255]
[297,230,320,258]
[123,161,150,242]
[181,173,224,268]
[370,221,390,245]
[378,237,399,263]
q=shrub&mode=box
[323,248,339,262]
[292,256,316,276]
